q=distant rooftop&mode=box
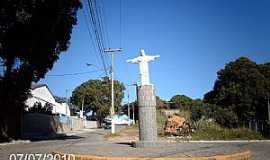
[31,83,47,90]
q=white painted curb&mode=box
[176,140,270,143]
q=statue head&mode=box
[140,49,146,56]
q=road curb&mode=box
[173,140,270,143]
[0,140,31,146]
[53,150,251,160]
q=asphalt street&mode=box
[0,129,269,160]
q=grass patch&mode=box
[104,124,139,140]
[191,120,264,140]
[156,110,167,136]
[104,133,120,139]
[127,123,138,129]
[177,110,191,120]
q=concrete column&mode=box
[135,85,157,147]
[111,121,116,134]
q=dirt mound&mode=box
[164,115,192,136]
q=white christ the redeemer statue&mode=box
[127,49,160,85]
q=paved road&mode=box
[0,129,269,160]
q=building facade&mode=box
[25,84,70,116]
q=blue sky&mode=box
[40,0,270,102]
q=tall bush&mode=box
[191,104,238,128]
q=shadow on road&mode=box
[22,133,83,142]
[116,142,133,147]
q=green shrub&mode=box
[190,104,238,128]
[156,110,167,135]
[177,110,191,120]
[27,102,53,115]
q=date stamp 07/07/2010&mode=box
[9,153,75,160]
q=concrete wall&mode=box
[22,113,63,137]
[161,109,179,117]
[22,113,84,138]
[84,120,98,129]
[55,103,71,116]
[115,124,128,133]
[70,116,84,131]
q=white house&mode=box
[25,84,70,116]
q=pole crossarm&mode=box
[104,48,123,52]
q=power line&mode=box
[47,69,102,77]
[119,0,122,48]
[88,0,106,64]
[94,0,106,49]
[82,6,101,67]
[85,0,109,76]
[95,0,111,71]
[100,0,110,50]
[95,0,111,68]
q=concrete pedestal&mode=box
[135,85,157,148]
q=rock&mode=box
[164,115,192,136]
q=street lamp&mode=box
[86,63,110,73]
[86,63,98,67]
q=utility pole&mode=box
[81,95,85,119]
[132,103,135,124]
[104,48,123,133]
[65,89,68,115]
[127,89,130,120]
[127,83,138,124]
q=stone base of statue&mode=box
[134,85,158,148]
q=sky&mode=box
[40,0,270,103]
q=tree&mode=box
[170,95,193,110]
[156,96,168,109]
[54,96,68,103]
[191,99,204,107]
[71,77,125,127]
[204,57,270,123]
[0,0,81,141]
[190,103,238,128]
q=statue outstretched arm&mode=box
[153,55,160,59]
[147,55,160,61]
[126,57,140,63]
